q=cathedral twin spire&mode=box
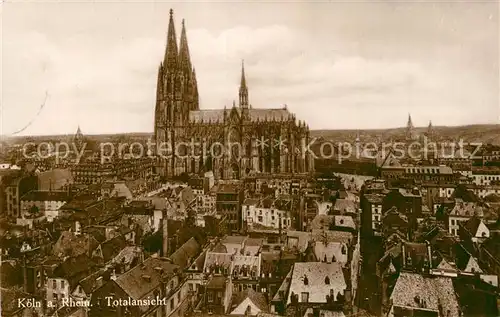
[164,9,192,75]
[158,9,199,112]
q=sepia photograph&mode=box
[0,1,499,316]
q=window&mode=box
[61,280,65,289]
[52,280,56,289]
[325,276,330,285]
[170,298,174,310]
[207,292,213,303]
[301,292,309,303]
[303,276,309,285]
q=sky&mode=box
[1,0,499,136]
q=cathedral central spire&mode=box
[239,60,249,108]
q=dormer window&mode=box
[325,276,330,285]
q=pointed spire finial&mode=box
[239,59,249,108]
[164,8,178,68]
[178,17,192,73]
[241,59,246,88]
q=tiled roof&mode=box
[333,199,357,213]
[403,242,430,269]
[112,246,142,266]
[246,237,264,247]
[216,183,241,193]
[231,254,261,277]
[334,216,356,230]
[21,190,69,202]
[449,201,483,217]
[390,272,459,317]
[313,241,348,264]
[311,229,353,245]
[203,252,233,273]
[364,194,383,204]
[287,262,347,305]
[169,237,200,270]
[436,258,456,271]
[243,198,259,206]
[310,215,335,230]
[53,232,100,258]
[53,254,96,289]
[206,276,227,289]
[463,216,482,237]
[114,257,179,300]
[78,269,107,295]
[303,308,345,317]
[398,188,421,198]
[231,288,269,313]
[188,249,207,272]
[51,306,85,317]
[189,109,225,123]
[99,235,127,263]
[38,168,73,191]
[272,269,293,302]
[221,235,247,245]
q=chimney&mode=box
[402,244,407,267]
[160,215,168,257]
[426,240,432,269]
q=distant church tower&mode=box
[73,126,85,150]
[426,120,434,140]
[405,114,417,141]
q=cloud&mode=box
[1,5,498,135]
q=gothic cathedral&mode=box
[154,10,315,180]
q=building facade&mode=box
[153,10,314,180]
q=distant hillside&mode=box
[311,124,500,145]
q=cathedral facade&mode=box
[154,10,315,180]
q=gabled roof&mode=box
[463,216,483,237]
[169,237,200,270]
[231,288,269,314]
[436,258,456,271]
